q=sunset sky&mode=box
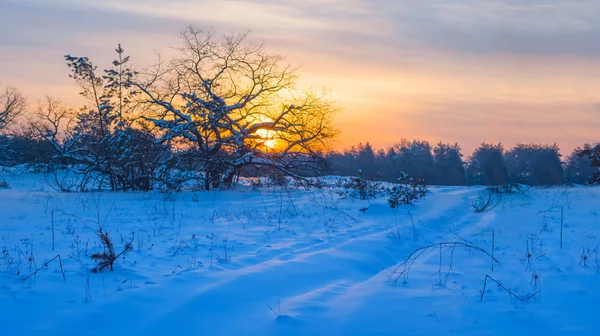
[1,0,599,155]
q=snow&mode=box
[1,170,600,335]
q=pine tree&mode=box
[43,46,162,191]
[577,143,600,184]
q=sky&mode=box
[1,0,600,155]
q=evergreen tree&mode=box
[504,144,563,186]
[41,45,163,191]
[433,142,466,185]
[355,142,377,180]
[392,140,435,183]
[576,143,600,184]
[565,145,597,184]
[466,143,508,186]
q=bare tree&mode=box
[136,26,338,189]
[35,97,74,144]
[33,97,77,169]
[0,98,67,169]
[0,86,26,132]
[0,86,26,165]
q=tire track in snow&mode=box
[127,188,485,334]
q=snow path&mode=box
[42,188,486,335]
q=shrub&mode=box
[489,183,526,194]
[90,228,133,272]
[340,170,386,200]
[388,174,427,208]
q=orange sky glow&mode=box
[1,0,599,155]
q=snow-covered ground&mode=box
[1,170,600,335]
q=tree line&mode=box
[1,26,599,190]
[326,141,600,186]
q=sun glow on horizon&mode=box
[255,128,278,149]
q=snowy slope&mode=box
[1,170,599,335]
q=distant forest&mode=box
[2,134,599,187]
[326,141,600,186]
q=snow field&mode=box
[1,171,599,335]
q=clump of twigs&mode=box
[269,298,282,317]
[385,220,403,242]
[531,271,540,287]
[0,180,9,189]
[520,236,546,270]
[580,246,599,270]
[388,241,499,285]
[472,189,502,213]
[206,233,218,267]
[480,274,540,302]
[90,228,134,272]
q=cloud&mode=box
[6,0,600,58]
[375,0,600,56]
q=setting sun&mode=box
[255,128,277,149]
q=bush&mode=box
[340,170,386,200]
[388,174,427,208]
[489,183,526,194]
[0,180,8,188]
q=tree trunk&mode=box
[221,166,238,187]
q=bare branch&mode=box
[0,86,26,132]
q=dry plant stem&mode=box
[438,243,443,285]
[322,205,358,222]
[315,189,359,222]
[389,242,500,283]
[22,254,66,281]
[268,298,282,316]
[560,206,564,249]
[472,189,501,213]
[85,273,92,303]
[278,191,283,231]
[480,274,540,302]
[441,245,456,286]
[51,211,55,252]
[491,230,495,271]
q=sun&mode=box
[255,128,277,149]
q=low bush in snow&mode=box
[388,174,427,208]
[489,183,527,194]
[338,170,387,200]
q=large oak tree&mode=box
[135,27,338,189]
